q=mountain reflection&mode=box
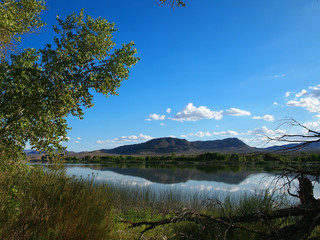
[74,164,263,185]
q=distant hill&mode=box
[191,138,251,152]
[91,166,255,184]
[25,137,320,157]
[266,141,320,152]
[101,137,257,155]
[24,150,40,155]
[304,141,320,151]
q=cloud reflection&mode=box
[66,166,320,199]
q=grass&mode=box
[0,162,113,240]
[0,161,306,240]
[108,182,218,213]
[107,182,292,240]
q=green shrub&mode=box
[0,162,113,240]
[170,191,285,240]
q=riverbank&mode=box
[28,152,320,168]
[3,161,320,239]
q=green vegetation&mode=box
[1,2,320,239]
[0,162,114,240]
[169,193,286,240]
[0,0,46,57]
[61,151,320,165]
[159,0,186,7]
[0,5,138,161]
[1,161,299,240]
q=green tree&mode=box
[159,0,186,7]
[0,0,184,58]
[0,9,139,161]
[0,0,47,58]
[229,153,241,162]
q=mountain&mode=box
[266,141,320,152]
[90,166,255,184]
[304,141,320,151]
[24,150,40,155]
[101,137,256,155]
[24,149,72,157]
[191,138,251,151]
[25,137,320,157]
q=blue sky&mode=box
[21,0,320,151]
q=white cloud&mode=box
[285,91,291,98]
[73,141,80,144]
[273,102,278,106]
[310,84,320,98]
[212,130,239,136]
[248,127,270,136]
[239,137,253,144]
[187,130,239,138]
[295,89,307,98]
[180,134,188,138]
[287,97,320,113]
[252,114,274,122]
[24,142,31,150]
[97,134,153,144]
[301,121,320,134]
[171,103,223,122]
[304,121,320,130]
[145,113,166,121]
[248,126,285,136]
[224,108,251,116]
[194,131,212,138]
[272,74,286,78]
[286,84,320,116]
[76,137,82,140]
[160,122,165,126]
[238,137,276,148]
[166,108,171,114]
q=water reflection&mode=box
[67,163,270,184]
[53,163,320,199]
[63,164,288,198]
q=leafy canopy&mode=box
[159,0,186,7]
[0,0,47,57]
[0,9,139,160]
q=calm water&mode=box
[55,163,320,199]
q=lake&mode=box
[52,163,320,200]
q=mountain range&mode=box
[101,137,256,155]
[26,137,320,157]
[90,166,255,184]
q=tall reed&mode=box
[0,162,113,240]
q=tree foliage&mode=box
[0,9,139,160]
[0,0,46,57]
[159,0,186,7]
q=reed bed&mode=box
[0,162,113,240]
[108,182,219,213]
[0,162,293,240]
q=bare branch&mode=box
[266,118,320,153]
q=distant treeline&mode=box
[59,152,320,163]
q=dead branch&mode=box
[266,118,320,153]
[122,201,320,239]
